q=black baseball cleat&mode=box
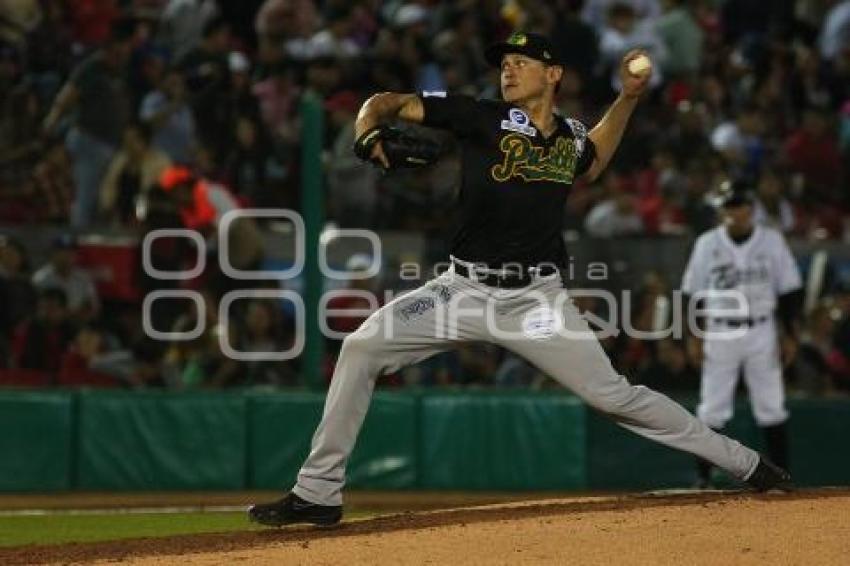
[745,456,793,492]
[248,493,342,527]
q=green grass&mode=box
[0,512,255,547]
[0,510,375,547]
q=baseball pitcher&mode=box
[250,33,791,527]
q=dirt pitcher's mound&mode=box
[8,490,850,565]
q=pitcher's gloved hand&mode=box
[353,125,441,170]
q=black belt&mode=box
[713,315,770,328]
[452,260,558,289]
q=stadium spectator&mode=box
[0,79,47,223]
[789,45,841,114]
[32,235,100,322]
[818,0,850,62]
[431,7,489,90]
[710,103,766,180]
[305,4,361,60]
[0,235,37,346]
[227,298,298,386]
[178,16,232,159]
[158,0,220,61]
[549,1,600,84]
[753,169,796,233]
[146,165,264,297]
[161,288,237,388]
[252,59,301,147]
[637,338,699,391]
[585,172,644,238]
[0,71,42,182]
[325,253,381,352]
[57,323,123,387]
[25,0,73,93]
[140,67,197,164]
[99,122,172,225]
[128,43,169,114]
[11,287,75,373]
[222,115,275,207]
[42,17,136,228]
[325,91,380,228]
[655,0,703,80]
[781,104,844,206]
[254,0,320,63]
[223,51,262,135]
[581,0,661,31]
[598,2,667,91]
[66,0,121,48]
[28,135,74,222]
[0,0,42,50]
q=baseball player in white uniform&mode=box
[682,180,803,487]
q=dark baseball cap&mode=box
[717,179,754,208]
[485,32,560,67]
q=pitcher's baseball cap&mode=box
[485,32,559,67]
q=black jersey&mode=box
[420,93,596,270]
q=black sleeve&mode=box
[577,138,597,176]
[419,93,480,139]
[777,288,804,336]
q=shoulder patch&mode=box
[501,107,536,136]
[565,118,587,154]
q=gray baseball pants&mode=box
[293,268,759,506]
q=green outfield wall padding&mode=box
[248,392,324,489]
[787,399,849,487]
[0,389,848,492]
[587,398,768,490]
[347,392,418,489]
[587,398,850,489]
[420,393,587,490]
[587,409,697,490]
[0,391,73,491]
[76,391,247,490]
[248,392,418,490]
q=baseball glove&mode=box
[353,125,441,170]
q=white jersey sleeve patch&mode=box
[565,118,587,155]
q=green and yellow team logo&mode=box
[508,32,527,46]
[491,134,578,184]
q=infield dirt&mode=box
[3,489,849,565]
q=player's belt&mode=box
[451,260,558,289]
[712,315,771,328]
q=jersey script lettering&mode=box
[490,134,579,184]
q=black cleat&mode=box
[745,456,793,492]
[249,493,342,527]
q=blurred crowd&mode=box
[1,0,850,393]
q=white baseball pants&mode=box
[698,318,788,429]
[294,269,760,506]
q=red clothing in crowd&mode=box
[68,0,120,46]
[783,130,843,200]
[57,350,119,387]
[11,319,74,372]
[326,293,376,334]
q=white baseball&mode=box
[627,55,652,76]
